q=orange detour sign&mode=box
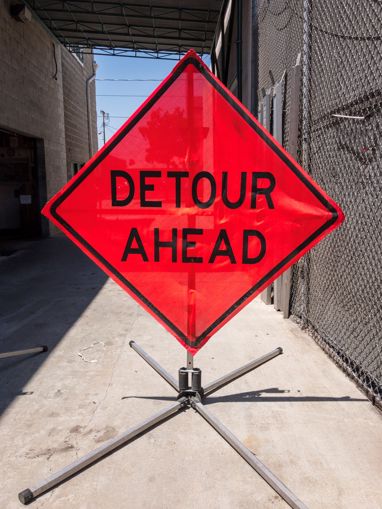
[42,50,344,355]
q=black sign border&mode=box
[50,54,338,348]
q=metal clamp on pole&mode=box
[178,367,189,392]
[178,366,202,398]
[191,368,202,393]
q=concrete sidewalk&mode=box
[0,238,381,509]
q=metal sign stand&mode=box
[0,345,48,360]
[19,341,307,509]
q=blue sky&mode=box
[94,54,210,148]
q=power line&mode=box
[97,94,148,97]
[96,78,162,82]
[106,125,119,132]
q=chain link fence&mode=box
[257,0,382,405]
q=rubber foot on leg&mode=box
[18,489,34,505]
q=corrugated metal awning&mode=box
[26,0,223,58]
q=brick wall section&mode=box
[0,0,98,233]
[0,0,67,201]
[61,49,98,179]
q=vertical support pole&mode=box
[223,0,235,84]
[186,69,196,341]
[302,0,312,173]
[282,54,302,319]
[187,352,194,370]
[262,92,271,132]
[301,0,312,327]
[220,5,225,84]
[260,91,273,305]
[236,0,243,102]
[86,67,96,157]
[211,45,216,76]
[272,74,286,313]
[251,0,259,116]
[257,101,263,124]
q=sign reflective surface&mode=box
[43,51,344,354]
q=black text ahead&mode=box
[111,170,276,265]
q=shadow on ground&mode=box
[0,237,107,416]
[122,386,368,404]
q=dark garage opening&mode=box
[0,129,47,240]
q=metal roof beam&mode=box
[25,0,221,57]
[67,33,202,51]
[80,47,186,59]
[34,7,218,25]
[37,16,215,34]
[47,29,209,44]
[30,0,220,16]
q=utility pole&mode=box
[100,110,106,145]
[100,110,109,145]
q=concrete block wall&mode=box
[0,0,97,234]
[61,49,98,179]
[0,0,67,201]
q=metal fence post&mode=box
[272,73,286,312]
[260,90,273,305]
[282,54,302,318]
[301,0,312,327]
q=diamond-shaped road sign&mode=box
[43,50,344,355]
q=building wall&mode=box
[61,49,98,179]
[211,0,254,111]
[0,0,67,201]
[0,0,97,234]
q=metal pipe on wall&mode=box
[236,0,243,102]
[250,0,259,115]
[86,60,97,157]
[220,5,225,84]
[301,0,312,327]
[302,0,312,172]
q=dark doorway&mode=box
[0,129,47,239]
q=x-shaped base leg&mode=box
[19,342,308,509]
[0,346,48,360]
